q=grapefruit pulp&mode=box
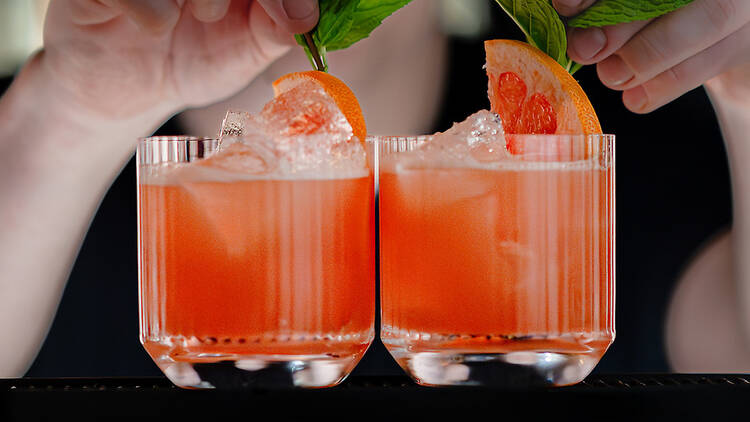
[485,40,601,156]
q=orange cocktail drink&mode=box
[138,136,375,389]
[378,133,614,386]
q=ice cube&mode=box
[268,132,367,177]
[219,110,266,142]
[431,110,507,163]
[215,79,365,178]
[214,82,364,177]
[197,136,277,175]
[437,110,505,147]
[392,110,508,171]
[220,110,251,138]
[259,80,352,143]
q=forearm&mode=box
[705,73,750,345]
[0,52,174,377]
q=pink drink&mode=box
[378,134,615,386]
[138,137,375,389]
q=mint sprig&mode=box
[295,0,413,72]
[569,0,694,28]
[494,0,693,75]
[495,0,581,74]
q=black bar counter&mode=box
[3,374,749,421]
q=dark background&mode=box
[8,7,730,377]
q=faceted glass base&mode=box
[383,332,612,387]
[143,336,372,389]
[154,354,362,389]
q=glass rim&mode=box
[139,134,614,143]
[367,134,615,141]
[371,133,615,166]
[138,136,219,144]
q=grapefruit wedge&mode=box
[271,71,367,145]
[485,40,601,136]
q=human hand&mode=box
[41,0,319,124]
[552,0,750,113]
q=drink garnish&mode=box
[494,0,694,75]
[220,71,366,149]
[568,0,694,28]
[301,31,326,72]
[485,39,600,140]
[272,71,367,145]
[494,0,577,73]
[294,0,413,72]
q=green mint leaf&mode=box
[494,0,576,72]
[568,0,694,28]
[296,0,413,72]
[327,0,414,51]
[315,0,360,47]
[495,0,568,66]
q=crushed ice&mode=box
[393,110,509,170]
[192,80,366,179]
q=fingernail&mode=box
[553,0,584,17]
[190,0,228,23]
[570,27,606,61]
[282,0,315,20]
[623,86,648,112]
[598,55,635,87]
[116,0,179,34]
[557,0,582,6]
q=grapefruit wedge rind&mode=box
[485,39,601,135]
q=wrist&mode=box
[38,48,180,140]
[0,51,177,185]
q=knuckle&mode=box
[623,34,666,78]
[702,0,737,33]
[663,66,685,88]
[634,83,657,112]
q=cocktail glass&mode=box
[137,136,375,389]
[377,134,615,386]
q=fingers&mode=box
[595,0,750,91]
[189,0,231,23]
[620,22,750,113]
[68,0,319,35]
[567,20,651,64]
[91,0,234,28]
[552,0,597,17]
[99,0,181,34]
[562,0,750,113]
[68,0,120,25]
[256,0,319,34]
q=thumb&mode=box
[257,0,319,34]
